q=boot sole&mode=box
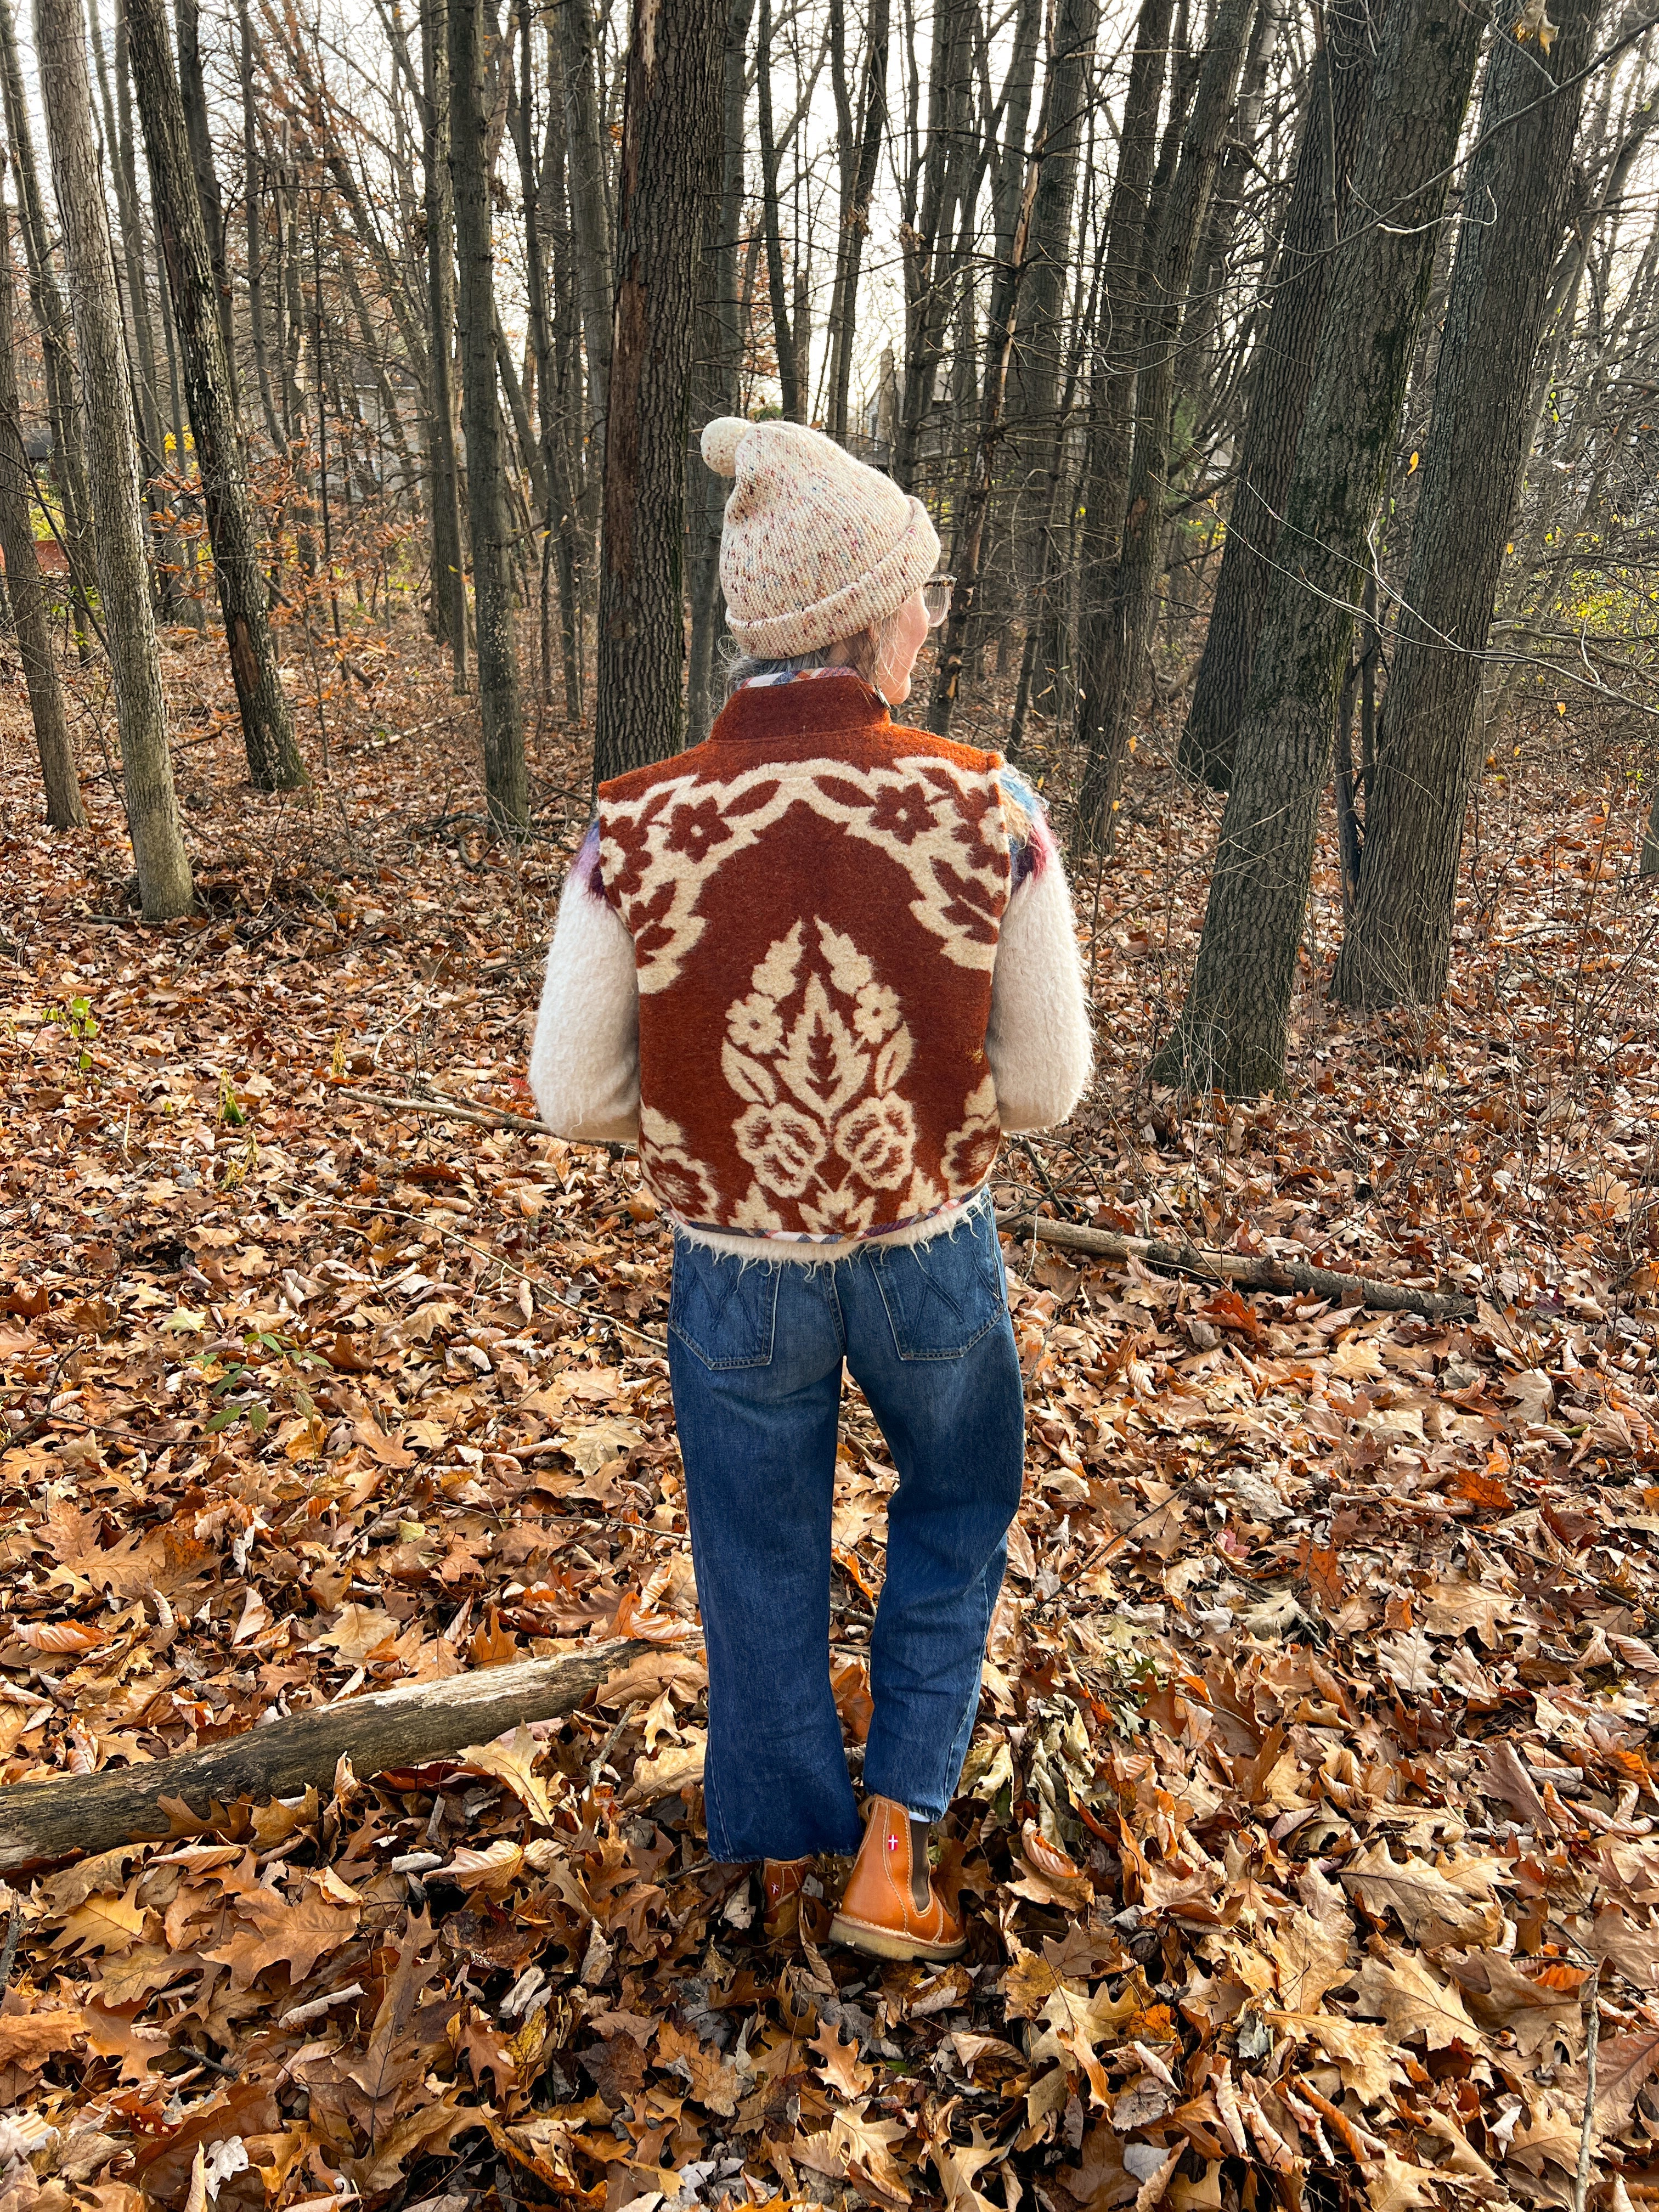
[828,1910,967,1965]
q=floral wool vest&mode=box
[596,675,1012,1243]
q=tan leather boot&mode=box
[761,1856,811,1945]
[829,1796,966,1963]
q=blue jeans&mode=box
[666,1197,1025,1863]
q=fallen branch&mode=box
[0,1637,670,1872]
[996,1211,1476,1322]
[336,1086,552,1137]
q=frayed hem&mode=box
[670,1187,990,1269]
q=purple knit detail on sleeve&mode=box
[572,818,605,899]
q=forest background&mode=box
[1,0,1658,2207]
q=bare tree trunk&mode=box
[686,0,753,747]
[1074,0,1255,849]
[421,0,467,682]
[891,0,977,492]
[1173,0,1278,427]
[930,159,1039,736]
[238,0,282,450]
[540,16,585,717]
[592,0,724,785]
[754,0,799,424]
[551,0,612,484]
[89,0,162,477]
[1329,0,1602,1011]
[512,0,573,715]
[35,0,193,918]
[1177,0,1378,790]
[0,184,82,827]
[176,0,236,398]
[1065,0,1175,753]
[0,0,96,613]
[1005,0,1097,595]
[126,0,308,791]
[450,0,527,831]
[1152,0,1486,1098]
[824,0,890,443]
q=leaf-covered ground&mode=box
[1,628,1657,2212]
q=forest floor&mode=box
[1,617,1657,2212]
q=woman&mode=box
[530,416,1091,1963]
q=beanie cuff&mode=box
[726,496,941,659]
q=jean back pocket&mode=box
[871,1205,1006,1362]
[668,1237,781,1370]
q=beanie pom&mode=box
[701,415,750,478]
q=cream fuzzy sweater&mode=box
[529,761,1092,1261]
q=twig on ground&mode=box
[1572,1960,1602,2212]
[589,1700,643,1792]
[335,1086,552,1137]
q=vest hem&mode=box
[668,1189,991,1266]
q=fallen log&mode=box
[0,1637,668,1873]
[997,1211,1475,1322]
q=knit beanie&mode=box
[702,415,940,659]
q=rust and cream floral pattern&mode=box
[595,681,1012,1240]
[711,915,991,1237]
[599,752,1007,997]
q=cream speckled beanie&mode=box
[702,415,940,659]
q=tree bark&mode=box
[420,0,467,683]
[450,0,528,830]
[592,0,724,787]
[823,0,890,443]
[0,184,83,828]
[35,0,193,919]
[539,16,586,718]
[551,0,612,478]
[126,0,308,792]
[1177,0,1380,791]
[512,0,573,715]
[175,0,236,400]
[238,0,283,452]
[0,0,96,607]
[930,157,1039,736]
[1005,0,1097,589]
[1065,0,1174,751]
[686,0,754,748]
[1074,0,1256,850]
[754,0,799,425]
[1152,0,1486,1098]
[89,0,164,507]
[891,0,978,492]
[1328,0,1602,1011]
[0,1639,669,1874]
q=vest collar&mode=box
[709,673,893,747]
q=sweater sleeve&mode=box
[984,773,1092,1132]
[528,823,641,1144]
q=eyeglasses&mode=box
[922,574,955,627]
